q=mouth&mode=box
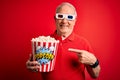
[60,24,68,27]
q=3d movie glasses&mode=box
[56,13,76,20]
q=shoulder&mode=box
[73,33,89,44]
[73,33,93,52]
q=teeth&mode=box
[60,25,67,27]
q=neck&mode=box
[57,31,72,40]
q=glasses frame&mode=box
[55,13,76,20]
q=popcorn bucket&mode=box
[31,36,59,72]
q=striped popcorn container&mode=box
[31,36,59,72]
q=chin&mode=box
[60,30,68,34]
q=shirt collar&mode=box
[51,30,75,42]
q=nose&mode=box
[61,18,68,23]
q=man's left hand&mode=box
[68,48,97,65]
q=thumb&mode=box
[29,54,33,61]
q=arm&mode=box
[86,63,100,78]
[68,48,101,78]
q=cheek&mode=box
[56,20,61,25]
[55,21,59,26]
[69,21,76,27]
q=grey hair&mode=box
[56,2,77,16]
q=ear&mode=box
[54,16,57,22]
[74,17,77,22]
[54,16,56,20]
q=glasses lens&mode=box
[68,15,73,20]
[58,14,63,18]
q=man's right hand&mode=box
[26,54,40,72]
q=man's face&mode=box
[55,5,76,35]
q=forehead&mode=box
[57,5,75,14]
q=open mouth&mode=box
[60,24,68,27]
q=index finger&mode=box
[68,48,83,53]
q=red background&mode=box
[0,0,120,80]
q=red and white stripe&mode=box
[31,41,59,72]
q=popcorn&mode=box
[31,36,59,72]
[31,36,59,42]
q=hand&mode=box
[26,54,40,72]
[68,48,97,65]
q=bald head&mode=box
[56,2,77,16]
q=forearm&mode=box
[86,64,101,78]
[68,48,101,78]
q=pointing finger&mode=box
[68,48,83,53]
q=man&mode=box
[26,2,100,80]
